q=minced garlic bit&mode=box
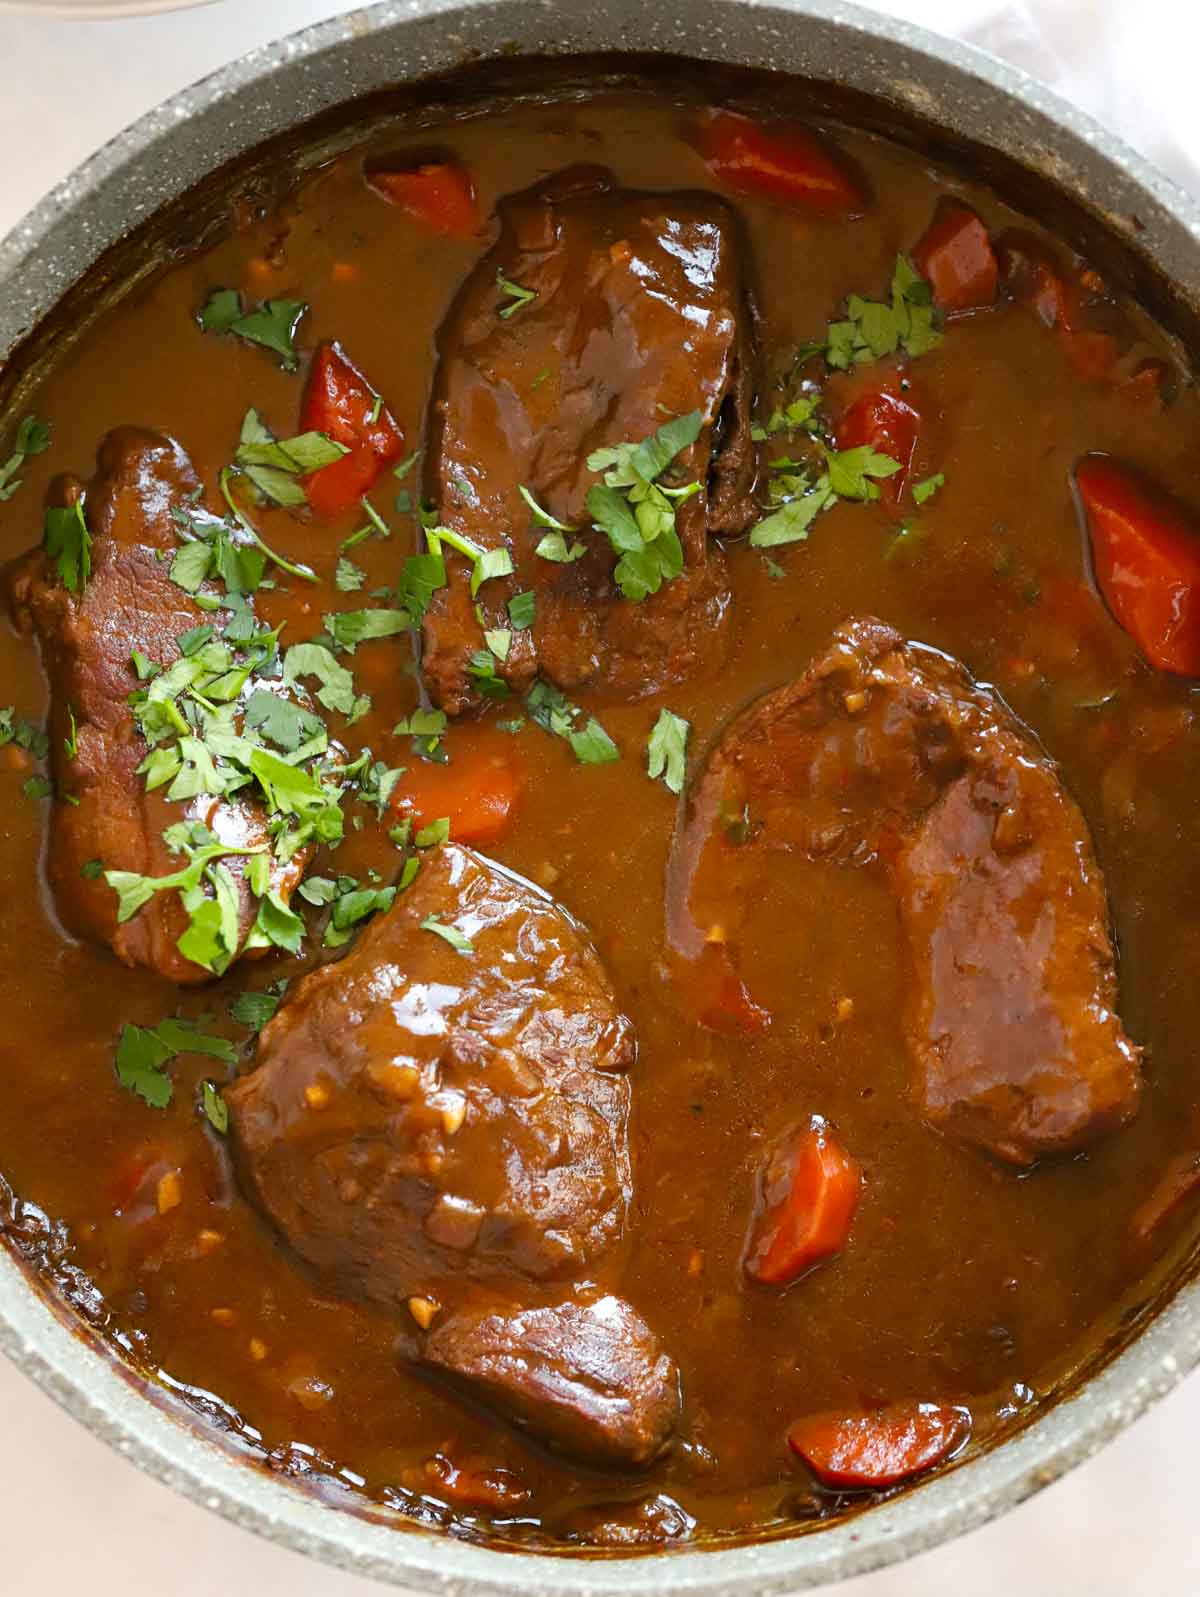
[304,1081,332,1110]
[156,1170,183,1215]
[835,996,855,1025]
[248,1337,269,1361]
[408,1295,440,1330]
[195,1228,224,1256]
[441,1094,467,1137]
[843,689,869,715]
[704,923,726,945]
[210,1307,236,1328]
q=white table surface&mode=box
[2,1,1199,1592]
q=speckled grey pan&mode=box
[2,1,1200,1590]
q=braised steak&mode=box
[422,165,756,713]
[668,616,1141,1165]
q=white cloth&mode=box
[1,4,1198,1596]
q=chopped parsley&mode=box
[335,556,366,592]
[535,531,585,563]
[912,472,945,505]
[199,291,308,371]
[747,444,900,549]
[415,816,450,848]
[425,525,513,598]
[421,916,474,955]
[507,590,535,629]
[526,680,619,764]
[585,410,703,601]
[229,987,282,1032]
[466,649,511,701]
[43,499,92,593]
[201,1080,229,1134]
[497,270,538,319]
[397,551,447,621]
[647,709,689,795]
[801,256,941,373]
[323,607,412,653]
[115,1017,236,1110]
[22,774,52,801]
[233,407,347,507]
[0,414,51,501]
[394,706,447,762]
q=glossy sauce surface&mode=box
[2,77,1200,1548]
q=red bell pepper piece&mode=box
[911,199,998,315]
[788,1401,972,1489]
[1121,357,1170,406]
[390,734,524,848]
[366,159,478,237]
[836,386,920,515]
[1062,329,1118,383]
[695,944,771,1036]
[1075,455,1200,676]
[1131,1151,1200,1243]
[299,340,406,521]
[697,110,865,217]
[996,229,1077,330]
[744,1116,862,1286]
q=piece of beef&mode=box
[229,842,634,1298]
[668,616,1141,1165]
[419,1291,679,1469]
[4,428,302,984]
[422,165,756,714]
[230,842,678,1466]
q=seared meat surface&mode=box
[423,165,756,713]
[4,428,301,983]
[419,1291,679,1468]
[669,616,1141,1165]
[230,842,679,1465]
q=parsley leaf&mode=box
[497,270,537,319]
[201,1081,229,1134]
[43,500,92,593]
[824,445,901,501]
[912,472,945,505]
[569,718,620,764]
[114,1017,236,1110]
[584,411,702,602]
[421,916,474,954]
[115,1025,174,1109]
[507,590,535,629]
[749,475,836,547]
[335,556,366,592]
[519,485,572,531]
[535,531,586,563]
[200,293,308,371]
[397,551,447,621]
[283,642,357,715]
[229,988,282,1032]
[647,708,689,794]
[808,256,942,372]
[0,413,51,502]
[324,607,412,653]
